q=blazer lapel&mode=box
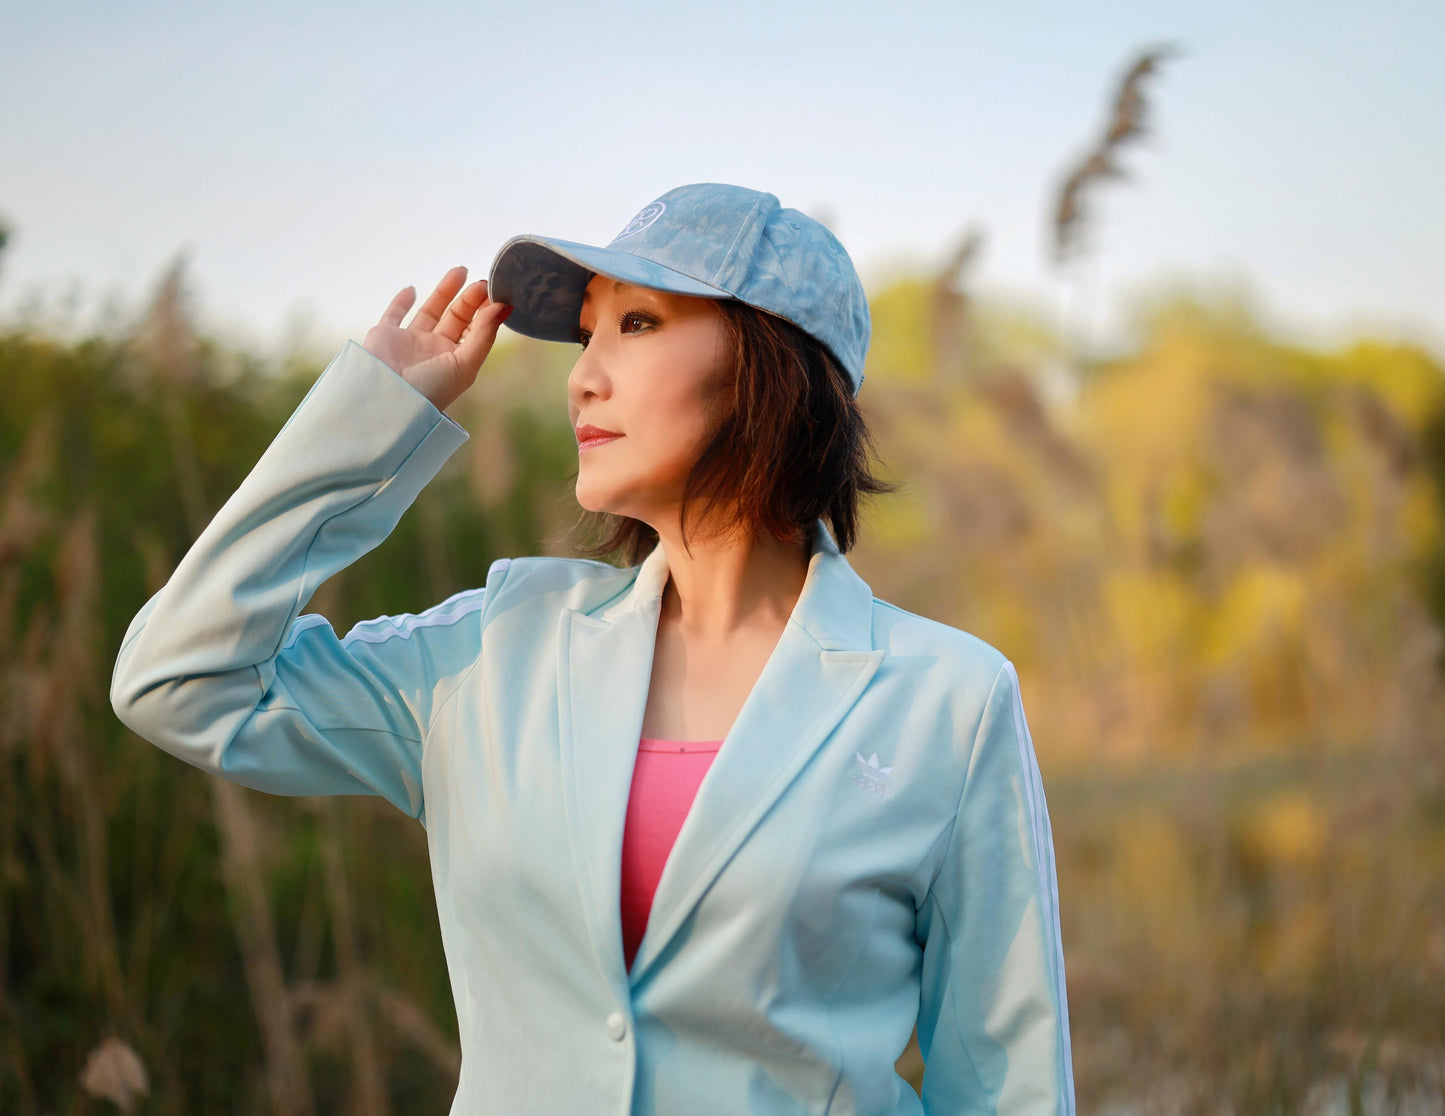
[642,521,886,983]
[555,519,886,994]
[557,541,669,999]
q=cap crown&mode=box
[606,184,871,392]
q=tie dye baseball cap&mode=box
[488,183,870,395]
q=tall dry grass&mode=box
[4,263,1443,1113]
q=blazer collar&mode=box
[555,517,885,994]
[595,516,874,651]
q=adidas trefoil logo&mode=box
[851,752,893,797]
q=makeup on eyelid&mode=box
[575,308,661,349]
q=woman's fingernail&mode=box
[498,305,514,321]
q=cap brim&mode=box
[487,235,732,344]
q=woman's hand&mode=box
[363,266,513,412]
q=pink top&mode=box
[620,736,723,971]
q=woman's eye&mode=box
[573,311,653,348]
[618,310,656,334]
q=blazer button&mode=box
[606,1012,628,1041]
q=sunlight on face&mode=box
[567,276,731,528]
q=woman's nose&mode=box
[566,341,611,405]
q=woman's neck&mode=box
[653,525,811,642]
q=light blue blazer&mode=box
[111,342,1075,1114]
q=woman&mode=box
[111,183,1075,1114]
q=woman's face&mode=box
[567,275,731,527]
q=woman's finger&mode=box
[454,300,513,380]
[378,286,416,328]
[435,280,492,343]
[410,266,468,332]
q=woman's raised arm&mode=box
[109,271,510,822]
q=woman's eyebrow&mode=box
[579,278,629,305]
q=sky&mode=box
[4,0,1443,364]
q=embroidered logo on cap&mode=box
[611,202,666,243]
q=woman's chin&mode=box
[574,483,622,517]
[574,490,667,529]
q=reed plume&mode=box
[1052,44,1183,270]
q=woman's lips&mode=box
[576,423,622,452]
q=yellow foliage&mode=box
[978,593,1040,667]
[1103,569,1196,666]
[1112,811,1198,942]
[1076,341,1214,546]
[864,484,933,550]
[1240,790,1327,866]
[865,278,937,385]
[1200,564,1308,668]
[1401,476,1443,558]
[1159,461,1210,538]
[857,275,1445,762]
[945,392,1013,465]
[1333,340,1445,430]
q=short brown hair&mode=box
[556,299,899,567]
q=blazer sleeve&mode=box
[109,341,476,822]
[914,660,1076,1114]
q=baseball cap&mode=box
[487,183,870,395]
